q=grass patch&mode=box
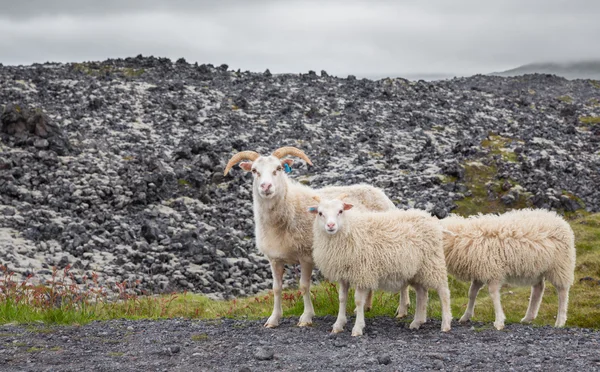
[27,346,44,352]
[579,116,600,125]
[108,352,124,357]
[1,215,600,329]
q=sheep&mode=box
[440,209,576,330]
[223,147,397,328]
[308,195,452,336]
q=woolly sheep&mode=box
[308,195,452,335]
[224,147,396,328]
[440,209,576,330]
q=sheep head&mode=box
[308,194,353,234]
[223,146,313,200]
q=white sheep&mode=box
[440,209,576,330]
[223,147,396,328]
[308,195,452,335]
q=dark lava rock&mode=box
[254,347,274,361]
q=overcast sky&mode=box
[1,0,599,78]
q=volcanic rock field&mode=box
[1,55,599,298]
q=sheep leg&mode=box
[521,280,545,323]
[459,280,484,323]
[395,283,410,318]
[365,289,373,312]
[264,260,285,328]
[297,260,315,327]
[555,286,569,327]
[410,284,428,330]
[437,284,452,332]
[332,280,349,333]
[351,287,369,336]
[353,289,373,313]
[488,281,506,330]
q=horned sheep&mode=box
[440,209,576,330]
[308,195,452,335]
[223,147,396,328]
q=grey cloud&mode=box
[1,0,599,77]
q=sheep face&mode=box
[308,199,353,234]
[240,156,294,199]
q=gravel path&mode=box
[1,317,599,371]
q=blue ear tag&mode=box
[284,163,292,173]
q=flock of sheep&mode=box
[223,146,576,336]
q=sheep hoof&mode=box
[264,317,280,328]
[351,330,363,337]
[395,308,408,319]
[297,321,312,327]
[458,315,471,323]
[331,327,344,334]
[441,326,451,332]
[409,320,423,330]
[520,317,533,324]
[494,322,505,331]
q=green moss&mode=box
[453,161,532,217]
[591,80,600,89]
[587,98,600,107]
[50,346,62,351]
[73,63,144,79]
[557,95,573,103]
[108,352,124,357]
[368,152,383,158]
[122,68,145,78]
[436,174,457,184]
[27,346,44,352]
[579,116,600,125]
[177,179,192,187]
[432,125,445,132]
[481,134,520,163]
[191,333,209,341]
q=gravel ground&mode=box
[1,318,599,371]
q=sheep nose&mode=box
[260,182,272,191]
[327,223,335,229]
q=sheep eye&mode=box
[251,169,257,173]
[318,212,322,217]
[339,210,343,214]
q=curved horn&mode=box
[312,195,321,202]
[223,151,260,176]
[271,146,313,166]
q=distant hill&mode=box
[491,61,600,80]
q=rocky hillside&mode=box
[1,56,599,299]
[492,61,600,80]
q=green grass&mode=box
[1,215,600,330]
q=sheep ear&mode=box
[239,161,253,172]
[342,203,353,211]
[307,206,319,214]
[281,159,294,167]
